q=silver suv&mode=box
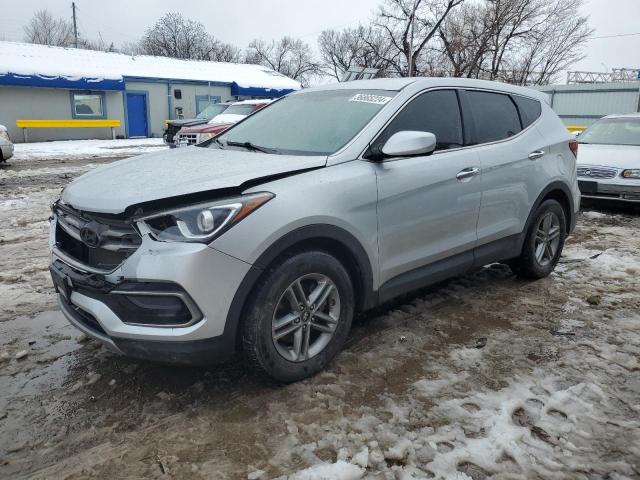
[49,78,579,382]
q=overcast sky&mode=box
[1,0,639,82]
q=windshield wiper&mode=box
[226,141,279,154]
[214,138,226,149]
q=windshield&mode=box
[196,103,229,120]
[579,118,640,146]
[214,90,397,155]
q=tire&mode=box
[241,250,354,383]
[508,199,567,279]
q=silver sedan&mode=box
[577,113,640,203]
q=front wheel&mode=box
[508,199,567,279]
[241,251,354,383]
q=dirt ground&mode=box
[0,153,639,480]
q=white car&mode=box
[577,113,640,203]
[0,124,13,162]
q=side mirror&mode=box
[381,131,437,158]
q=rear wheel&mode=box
[242,251,354,383]
[508,199,566,279]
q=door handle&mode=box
[528,150,545,161]
[456,167,481,182]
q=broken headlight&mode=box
[136,192,274,243]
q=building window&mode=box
[71,92,106,118]
[174,89,182,99]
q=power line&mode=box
[591,31,640,39]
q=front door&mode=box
[374,89,482,289]
[126,92,148,137]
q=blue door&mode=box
[126,92,148,137]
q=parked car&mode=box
[576,113,640,203]
[163,102,232,147]
[0,124,14,162]
[175,100,271,147]
[49,78,579,383]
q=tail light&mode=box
[568,139,578,158]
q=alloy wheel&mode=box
[271,273,341,362]
[534,212,561,266]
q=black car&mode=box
[163,102,231,147]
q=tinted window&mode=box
[466,91,521,143]
[375,90,463,151]
[512,95,542,128]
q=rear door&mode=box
[374,89,482,290]
[461,90,546,246]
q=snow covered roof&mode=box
[0,41,301,96]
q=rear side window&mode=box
[466,91,521,143]
[512,95,542,128]
[376,89,463,151]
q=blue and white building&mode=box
[0,41,301,142]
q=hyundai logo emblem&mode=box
[80,221,105,248]
[584,169,591,176]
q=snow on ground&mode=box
[0,150,639,479]
[10,138,167,162]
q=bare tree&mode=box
[376,0,464,76]
[210,40,242,63]
[23,9,74,47]
[140,13,236,61]
[505,0,592,85]
[438,0,592,85]
[246,37,319,86]
[318,26,397,80]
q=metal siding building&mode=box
[535,83,640,129]
[0,42,301,142]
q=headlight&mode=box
[198,132,215,143]
[622,169,640,179]
[136,192,274,243]
[0,129,9,142]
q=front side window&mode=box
[215,90,397,155]
[72,93,104,118]
[579,117,640,146]
[374,89,463,152]
[466,91,521,143]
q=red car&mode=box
[176,100,271,146]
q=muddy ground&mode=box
[0,153,639,479]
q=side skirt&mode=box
[377,233,523,305]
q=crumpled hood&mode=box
[577,143,640,170]
[62,147,327,214]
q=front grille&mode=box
[54,203,141,271]
[577,166,618,179]
[177,133,198,146]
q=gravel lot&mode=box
[1,145,639,479]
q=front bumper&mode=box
[578,179,640,203]
[49,217,253,364]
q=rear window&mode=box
[225,104,258,116]
[512,95,542,128]
[466,91,522,143]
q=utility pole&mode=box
[72,2,78,48]
[407,0,418,77]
